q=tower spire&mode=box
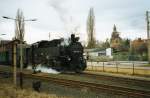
[113,24,117,32]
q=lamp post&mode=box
[2,16,37,21]
[2,16,36,88]
[0,34,6,41]
[0,34,6,40]
[146,11,150,63]
[0,34,6,35]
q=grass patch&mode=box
[0,81,70,98]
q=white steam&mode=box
[27,64,60,74]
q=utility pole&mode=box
[13,40,17,88]
[146,11,150,63]
[2,9,37,89]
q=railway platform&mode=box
[85,70,150,81]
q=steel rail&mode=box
[83,72,150,85]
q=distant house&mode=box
[106,48,112,57]
[84,48,112,58]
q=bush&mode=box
[113,52,129,61]
[113,52,148,61]
[88,56,113,62]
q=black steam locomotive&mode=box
[0,34,86,73]
[28,34,87,72]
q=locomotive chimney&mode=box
[71,34,75,43]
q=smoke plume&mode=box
[49,0,80,36]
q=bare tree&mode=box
[15,9,25,41]
[87,7,96,48]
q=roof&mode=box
[84,48,105,52]
[0,40,11,47]
[0,40,11,44]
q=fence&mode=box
[86,61,150,76]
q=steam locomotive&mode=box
[29,34,86,72]
[0,34,87,73]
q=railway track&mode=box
[0,66,150,97]
[62,71,150,90]
[83,72,150,87]
[22,72,150,98]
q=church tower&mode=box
[111,24,120,41]
[113,24,117,32]
[110,24,122,51]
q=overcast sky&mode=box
[0,0,150,44]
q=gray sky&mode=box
[0,0,150,44]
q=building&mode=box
[0,40,11,52]
[110,25,122,50]
[84,48,112,58]
[0,39,24,64]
